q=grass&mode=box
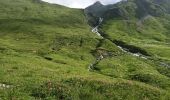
[95,0,170,99]
[0,0,170,99]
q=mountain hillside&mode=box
[0,0,170,99]
[85,0,170,99]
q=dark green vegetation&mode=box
[0,0,170,99]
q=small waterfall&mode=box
[91,17,104,37]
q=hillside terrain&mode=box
[0,0,170,99]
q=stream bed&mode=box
[89,17,169,71]
[89,17,149,71]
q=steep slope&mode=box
[85,0,170,99]
[0,0,106,99]
[0,0,170,99]
[99,0,170,60]
[85,0,170,62]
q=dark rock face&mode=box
[84,0,170,26]
[85,1,105,17]
[84,1,113,26]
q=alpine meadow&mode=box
[0,0,170,99]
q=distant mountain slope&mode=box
[85,0,170,99]
[85,0,170,25]
[85,0,170,56]
[0,0,170,99]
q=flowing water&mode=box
[89,17,169,71]
[89,17,149,71]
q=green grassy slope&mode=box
[0,0,170,99]
[85,0,170,99]
[99,0,170,61]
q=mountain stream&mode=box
[88,17,148,71]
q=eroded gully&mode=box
[88,17,170,71]
[88,17,148,71]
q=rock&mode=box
[0,83,11,89]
